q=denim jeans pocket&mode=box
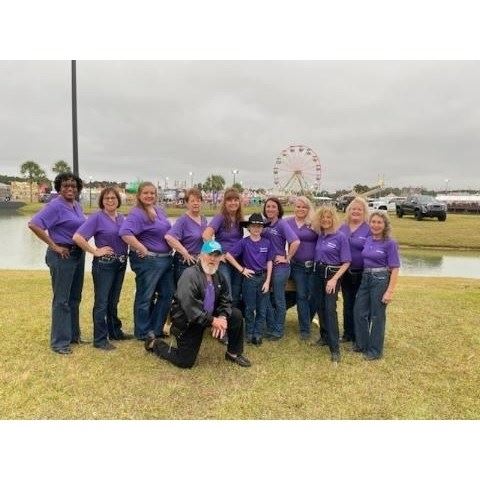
[372,272,389,281]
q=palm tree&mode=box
[20,161,47,203]
[52,160,72,175]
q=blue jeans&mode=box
[92,256,127,346]
[266,265,290,338]
[129,252,174,339]
[340,269,363,341]
[173,252,196,286]
[242,274,269,338]
[354,270,390,358]
[290,261,315,337]
[218,261,242,309]
[312,264,340,353]
[45,247,85,351]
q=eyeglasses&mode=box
[104,196,118,200]
[61,182,78,189]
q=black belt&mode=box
[55,243,80,251]
[98,254,127,263]
[292,260,314,268]
[252,270,266,276]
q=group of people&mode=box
[28,173,400,368]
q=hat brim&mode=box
[240,221,266,228]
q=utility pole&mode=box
[71,60,79,176]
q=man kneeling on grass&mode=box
[145,240,252,369]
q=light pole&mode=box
[232,169,239,186]
[444,179,449,194]
[89,176,93,208]
[165,177,169,189]
[189,171,193,188]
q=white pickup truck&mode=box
[368,196,406,212]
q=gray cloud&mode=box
[1,60,479,192]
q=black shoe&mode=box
[71,338,90,345]
[252,337,263,346]
[111,332,134,341]
[314,337,328,347]
[54,347,72,355]
[265,335,281,341]
[144,331,156,352]
[352,344,364,353]
[331,352,341,363]
[363,353,382,361]
[340,336,353,343]
[225,352,252,367]
[95,342,116,351]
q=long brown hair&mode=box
[136,181,158,222]
[220,188,244,230]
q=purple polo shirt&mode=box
[207,214,243,253]
[167,213,207,255]
[229,236,274,272]
[286,217,318,263]
[362,237,401,269]
[262,218,299,269]
[75,210,128,255]
[314,230,352,265]
[338,222,371,269]
[119,206,172,253]
[203,280,215,314]
[30,196,85,245]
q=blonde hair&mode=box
[369,210,392,240]
[136,181,158,222]
[294,196,313,224]
[312,204,340,233]
[345,196,369,224]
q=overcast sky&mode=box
[1,60,479,192]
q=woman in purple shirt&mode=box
[262,197,300,340]
[338,197,370,344]
[286,196,318,341]
[119,182,174,340]
[203,188,245,310]
[28,173,86,355]
[73,187,132,351]
[165,187,207,285]
[353,210,400,360]
[311,204,351,363]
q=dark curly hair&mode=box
[54,173,83,194]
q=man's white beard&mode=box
[200,259,218,275]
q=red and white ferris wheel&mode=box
[273,144,322,194]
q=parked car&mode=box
[396,194,447,221]
[369,196,406,212]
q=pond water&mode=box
[1,212,479,278]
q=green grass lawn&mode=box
[1,270,479,419]
[19,203,480,250]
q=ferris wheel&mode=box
[273,144,322,194]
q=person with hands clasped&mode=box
[145,240,251,369]
[119,182,174,341]
[225,213,273,346]
[353,211,400,361]
[311,205,351,363]
[73,187,132,351]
